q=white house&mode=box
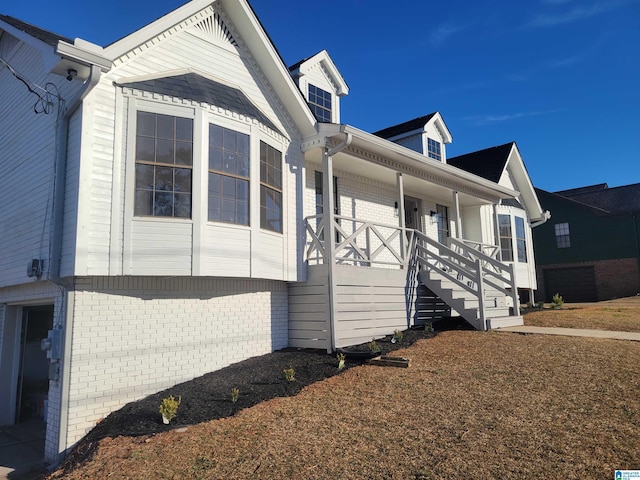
[0,0,546,465]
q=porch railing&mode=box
[304,214,412,268]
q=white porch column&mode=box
[397,173,406,260]
[323,147,337,353]
[452,191,462,239]
[493,203,502,261]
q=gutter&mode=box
[530,210,551,228]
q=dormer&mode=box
[289,50,348,124]
[373,112,453,163]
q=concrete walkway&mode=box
[496,325,640,341]
[0,419,47,480]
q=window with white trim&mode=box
[498,214,514,261]
[555,222,571,248]
[436,204,449,243]
[427,138,441,161]
[207,124,250,225]
[134,111,193,218]
[308,84,332,123]
[260,141,283,233]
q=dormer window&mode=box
[427,138,441,161]
[308,84,332,123]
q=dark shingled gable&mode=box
[447,142,515,183]
[118,73,282,135]
[373,113,438,139]
[0,14,72,46]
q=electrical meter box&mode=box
[41,328,63,360]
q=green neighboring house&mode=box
[533,183,640,302]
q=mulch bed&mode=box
[55,321,473,474]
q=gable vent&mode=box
[194,12,237,47]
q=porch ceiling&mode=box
[304,124,518,207]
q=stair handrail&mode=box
[448,237,520,316]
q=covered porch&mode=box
[289,124,523,351]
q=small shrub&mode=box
[159,395,181,423]
[368,339,381,354]
[536,301,545,309]
[392,329,404,343]
[425,322,434,333]
[230,388,239,403]
[284,367,296,381]
[337,353,346,370]
[551,293,564,309]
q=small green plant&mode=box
[425,322,434,333]
[159,394,181,424]
[284,367,296,381]
[392,329,404,343]
[230,387,239,403]
[337,353,346,370]
[536,301,545,309]
[551,293,564,309]
[368,339,381,354]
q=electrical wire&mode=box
[0,55,61,114]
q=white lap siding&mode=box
[63,276,288,451]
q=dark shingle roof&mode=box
[373,113,438,139]
[0,14,72,46]
[554,183,640,214]
[447,142,515,183]
[118,73,282,134]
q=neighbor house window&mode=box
[260,141,283,233]
[498,214,514,261]
[207,124,250,225]
[134,111,193,218]
[436,204,449,243]
[555,222,571,248]
[515,216,527,262]
[308,84,332,122]
[427,138,441,161]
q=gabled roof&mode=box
[447,142,514,183]
[449,142,547,223]
[288,50,349,96]
[553,183,640,214]
[373,112,452,144]
[0,14,72,46]
[118,72,281,134]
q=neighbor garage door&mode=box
[543,267,597,302]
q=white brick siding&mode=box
[63,276,288,450]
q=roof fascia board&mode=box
[55,41,112,71]
[315,123,517,200]
[0,20,57,70]
[503,144,545,221]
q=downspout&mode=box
[48,64,101,465]
[324,131,352,353]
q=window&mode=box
[515,216,527,262]
[260,141,283,233]
[315,171,339,242]
[498,214,514,261]
[427,138,441,161]
[308,84,332,122]
[207,124,250,225]
[135,111,193,218]
[436,204,449,243]
[555,222,571,248]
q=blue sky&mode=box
[3,0,639,191]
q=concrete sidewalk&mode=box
[495,325,640,341]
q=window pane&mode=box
[134,190,153,216]
[236,178,248,202]
[174,193,191,218]
[175,117,192,141]
[209,148,222,172]
[156,139,174,163]
[208,196,221,221]
[154,192,173,216]
[221,199,236,223]
[156,114,174,139]
[174,169,191,193]
[155,166,173,191]
[175,141,192,166]
[137,111,155,137]
[136,136,155,161]
[135,164,154,190]
[209,172,221,195]
[222,175,236,199]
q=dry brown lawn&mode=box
[49,321,640,479]
[525,296,640,332]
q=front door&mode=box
[404,196,421,234]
